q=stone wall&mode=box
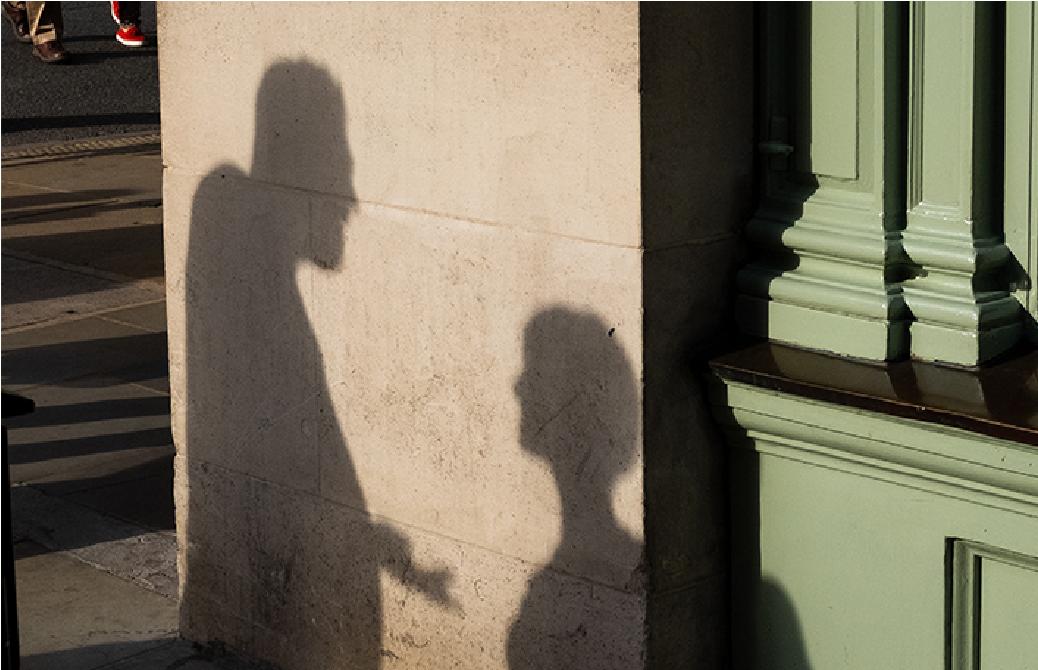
[159,3,751,668]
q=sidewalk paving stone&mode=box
[2,192,159,232]
[3,141,267,669]
[2,255,163,330]
[62,464,174,532]
[94,301,168,333]
[4,220,164,282]
[102,639,260,670]
[1,185,142,218]
[2,315,168,391]
[13,486,178,599]
[15,540,178,670]
[2,152,162,198]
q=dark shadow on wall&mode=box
[183,60,454,670]
[507,307,643,669]
[716,389,813,670]
[754,579,814,670]
[639,3,756,668]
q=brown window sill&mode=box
[709,342,1038,447]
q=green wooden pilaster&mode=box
[901,2,1022,366]
[736,3,909,361]
[1004,1,1038,345]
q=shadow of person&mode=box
[508,307,643,669]
[754,578,814,670]
[183,59,454,670]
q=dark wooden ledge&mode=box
[709,342,1038,447]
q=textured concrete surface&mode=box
[160,3,753,670]
[159,3,641,247]
[161,3,649,667]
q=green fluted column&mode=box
[901,2,1022,366]
[736,3,909,361]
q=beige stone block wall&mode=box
[161,2,751,669]
[161,3,641,246]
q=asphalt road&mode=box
[1,1,159,147]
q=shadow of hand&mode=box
[374,522,462,611]
[406,564,461,611]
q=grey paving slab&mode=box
[2,315,168,390]
[45,363,172,395]
[64,468,174,531]
[22,641,188,670]
[102,639,240,669]
[2,152,162,196]
[3,218,164,282]
[0,134,218,668]
[5,383,169,431]
[0,253,150,304]
[2,253,121,306]
[15,540,178,670]
[10,435,173,490]
[2,255,163,330]
[99,300,169,333]
[2,165,164,282]
[129,375,170,395]
[31,451,171,501]
[3,379,169,441]
[13,487,178,598]
[1,180,54,199]
[2,187,147,225]
[4,380,171,491]
[2,180,132,202]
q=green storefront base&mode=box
[711,378,1038,669]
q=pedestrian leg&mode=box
[26,1,66,62]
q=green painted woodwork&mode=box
[951,541,1038,670]
[740,1,1037,365]
[902,2,1022,366]
[808,2,858,180]
[737,3,909,361]
[713,380,1038,670]
[1004,2,1038,345]
[725,4,1038,657]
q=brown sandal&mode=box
[32,39,68,63]
[2,2,31,43]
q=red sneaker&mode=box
[115,23,144,47]
[110,1,120,23]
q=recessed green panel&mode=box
[810,2,859,180]
[950,541,1038,670]
[918,3,965,211]
[979,557,1038,669]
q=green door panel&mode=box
[719,382,1038,670]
